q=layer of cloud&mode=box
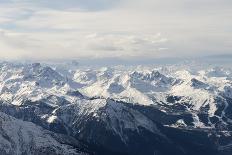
[0,0,231,60]
[0,29,168,60]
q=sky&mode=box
[0,0,231,61]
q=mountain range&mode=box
[0,62,231,155]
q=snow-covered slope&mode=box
[0,112,88,155]
[76,66,232,124]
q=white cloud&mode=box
[84,33,168,57]
[0,30,28,59]
[0,29,168,60]
[0,0,231,60]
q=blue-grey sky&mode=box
[0,0,231,60]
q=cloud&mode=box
[84,33,168,57]
[1,0,121,11]
[0,29,168,60]
[0,0,231,60]
[0,30,28,59]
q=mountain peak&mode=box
[190,78,209,89]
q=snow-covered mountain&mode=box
[0,62,232,155]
